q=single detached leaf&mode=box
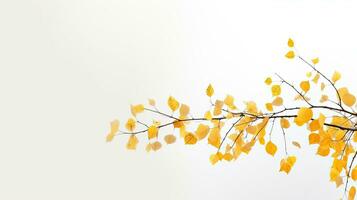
[271,85,281,96]
[311,57,319,65]
[164,134,176,144]
[287,38,294,47]
[265,141,277,156]
[130,104,144,117]
[126,135,139,150]
[265,77,272,85]
[331,71,341,83]
[125,118,136,132]
[184,133,198,145]
[168,96,180,112]
[206,84,214,97]
[292,141,301,148]
[300,81,310,93]
[285,51,295,59]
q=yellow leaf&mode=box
[106,120,119,142]
[210,153,220,165]
[164,134,176,144]
[213,100,224,116]
[306,71,312,78]
[288,38,294,47]
[311,57,319,65]
[271,85,281,96]
[349,186,356,200]
[334,176,343,188]
[272,97,283,106]
[195,124,210,140]
[287,156,296,166]
[285,51,295,59]
[208,128,221,148]
[126,135,139,150]
[168,96,179,112]
[224,95,235,109]
[148,99,156,106]
[151,141,162,151]
[147,125,158,139]
[145,143,152,152]
[352,166,357,181]
[292,141,301,148]
[125,118,136,132]
[312,73,320,84]
[184,133,198,145]
[265,141,277,156]
[130,104,144,117]
[331,71,341,83]
[265,103,273,112]
[280,118,290,129]
[179,104,190,118]
[300,81,310,93]
[204,111,212,120]
[206,84,214,97]
[265,77,272,85]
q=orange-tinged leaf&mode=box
[125,118,136,132]
[265,103,273,112]
[349,186,356,200]
[223,153,233,161]
[285,51,295,59]
[352,166,357,181]
[173,120,184,128]
[195,124,210,140]
[280,118,290,129]
[342,93,356,107]
[164,134,176,144]
[151,141,162,151]
[330,167,339,181]
[300,81,310,93]
[265,141,277,156]
[206,84,214,97]
[179,104,190,117]
[320,95,329,103]
[184,133,197,145]
[272,96,283,106]
[168,96,179,112]
[309,133,320,144]
[271,85,281,96]
[309,120,321,131]
[126,135,139,150]
[317,145,330,157]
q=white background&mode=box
[1,0,357,199]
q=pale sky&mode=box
[1,0,357,199]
